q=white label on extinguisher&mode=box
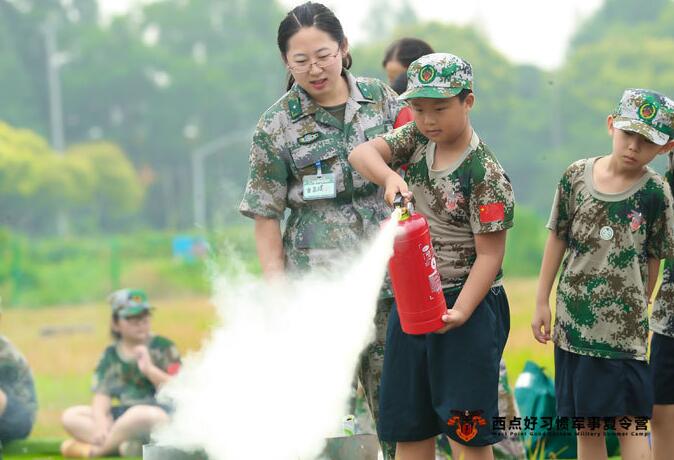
[422,246,433,267]
[428,270,442,293]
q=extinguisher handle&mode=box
[393,193,404,208]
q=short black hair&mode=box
[111,312,121,340]
[457,88,472,103]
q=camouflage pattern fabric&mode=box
[239,71,400,459]
[239,70,402,277]
[493,360,527,459]
[652,159,674,338]
[92,335,181,406]
[381,124,515,290]
[400,53,473,101]
[548,158,674,360]
[356,299,396,460]
[0,335,37,421]
[612,88,674,146]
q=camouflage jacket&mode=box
[92,335,181,407]
[0,335,37,420]
[239,71,402,279]
[652,165,674,338]
[548,158,674,360]
[381,124,515,290]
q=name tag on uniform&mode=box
[303,173,336,200]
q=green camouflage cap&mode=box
[108,288,152,318]
[399,53,472,101]
[613,88,674,146]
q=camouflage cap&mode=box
[108,289,152,318]
[613,88,674,146]
[399,53,472,101]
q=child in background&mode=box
[60,289,181,458]
[532,89,674,460]
[0,306,37,446]
[382,37,434,96]
[650,149,674,460]
[350,52,514,460]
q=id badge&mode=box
[303,173,336,200]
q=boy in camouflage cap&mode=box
[533,88,674,459]
[651,147,674,459]
[0,306,37,444]
[60,289,181,458]
[350,52,515,460]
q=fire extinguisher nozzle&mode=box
[392,193,411,221]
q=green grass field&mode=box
[1,278,617,459]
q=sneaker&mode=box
[119,440,144,457]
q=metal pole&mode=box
[43,18,69,234]
[190,131,251,228]
[43,19,65,153]
[192,150,206,228]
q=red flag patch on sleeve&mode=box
[167,362,181,376]
[479,202,505,223]
[393,106,414,128]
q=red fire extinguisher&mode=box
[386,195,447,334]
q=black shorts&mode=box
[554,346,653,418]
[377,286,510,446]
[0,395,34,443]
[651,332,674,405]
[111,403,172,420]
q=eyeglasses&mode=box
[122,313,151,324]
[287,50,341,73]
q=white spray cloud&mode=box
[154,216,401,460]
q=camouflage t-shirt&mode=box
[652,163,674,338]
[547,157,674,360]
[239,71,402,276]
[92,335,181,407]
[0,335,37,420]
[381,123,515,290]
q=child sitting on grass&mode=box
[60,289,181,458]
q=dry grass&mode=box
[2,296,217,437]
[3,278,555,439]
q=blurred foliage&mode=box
[0,121,143,233]
[2,0,674,232]
[0,0,284,231]
[0,225,259,308]
[0,210,546,307]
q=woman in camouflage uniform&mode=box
[239,2,401,457]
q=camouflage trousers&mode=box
[352,297,397,460]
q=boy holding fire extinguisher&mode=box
[349,53,514,460]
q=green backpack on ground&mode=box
[513,361,620,459]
